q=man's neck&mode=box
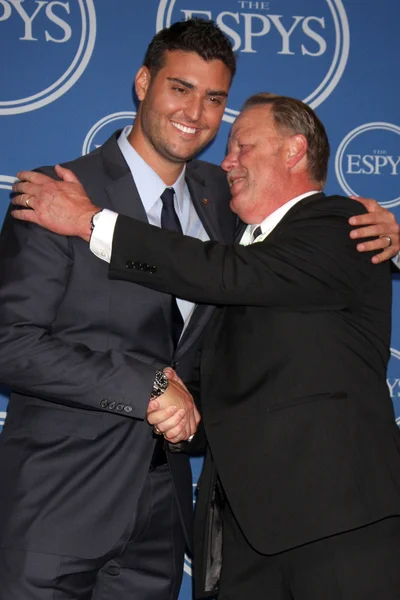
[127,127,185,186]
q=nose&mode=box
[221,149,237,172]
[183,95,203,122]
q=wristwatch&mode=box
[151,370,169,398]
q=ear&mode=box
[286,134,308,169]
[135,66,151,101]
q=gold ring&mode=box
[25,195,30,208]
[153,426,163,436]
[379,235,392,248]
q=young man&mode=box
[0,19,236,600]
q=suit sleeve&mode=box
[109,201,379,309]
[0,211,156,419]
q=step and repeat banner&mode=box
[0,1,399,597]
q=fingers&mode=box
[355,235,399,262]
[350,223,397,240]
[350,213,397,230]
[350,196,380,212]
[163,367,186,388]
[16,170,55,185]
[10,208,40,224]
[54,164,80,183]
[12,181,41,204]
[147,406,184,428]
[147,407,191,443]
[371,247,398,264]
[163,367,177,381]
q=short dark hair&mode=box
[143,18,236,81]
[242,93,330,187]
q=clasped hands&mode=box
[147,368,201,444]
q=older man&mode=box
[43,93,400,600]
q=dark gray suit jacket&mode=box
[0,132,237,559]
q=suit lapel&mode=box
[100,132,149,222]
[174,166,230,359]
[185,167,224,243]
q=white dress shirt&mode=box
[240,191,319,246]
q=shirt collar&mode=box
[250,191,320,240]
[117,126,186,214]
[241,190,320,246]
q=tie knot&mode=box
[161,187,175,207]
[251,225,262,243]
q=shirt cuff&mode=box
[392,252,400,270]
[89,209,118,263]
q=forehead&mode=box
[231,105,276,139]
[158,50,231,89]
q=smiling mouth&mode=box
[228,176,245,189]
[171,121,199,135]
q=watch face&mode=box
[155,370,168,390]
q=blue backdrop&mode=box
[1,1,399,597]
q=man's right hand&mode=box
[147,369,201,444]
[11,165,99,242]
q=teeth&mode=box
[230,177,244,188]
[172,121,197,134]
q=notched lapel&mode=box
[105,173,148,223]
[100,134,149,223]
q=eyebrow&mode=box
[167,77,228,98]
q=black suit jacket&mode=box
[0,132,237,559]
[107,192,400,596]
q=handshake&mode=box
[146,368,201,444]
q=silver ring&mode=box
[153,426,163,436]
[380,235,392,248]
[25,195,30,208]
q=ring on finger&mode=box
[25,195,31,208]
[153,426,163,436]
[379,234,392,248]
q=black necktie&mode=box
[251,225,262,243]
[160,188,184,348]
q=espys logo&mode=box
[0,175,16,222]
[156,0,349,122]
[0,0,96,115]
[82,112,136,155]
[335,123,400,208]
[387,347,400,427]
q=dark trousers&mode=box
[0,463,185,600]
[219,501,400,600]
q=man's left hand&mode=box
[349,197,400,264]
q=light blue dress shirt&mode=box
[117,126,210,328]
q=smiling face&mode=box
[221,105,294,224]
[129,50,231,181]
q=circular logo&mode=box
[82,112,136,155]
[335,123,400,208]
[0,0,96,115]
[156,0,350,122]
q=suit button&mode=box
[116,403,124,411]
[108,401,116,410]
[133,262,141,270]
[124,406,133,413]
[171,361,178,370]
[149,266,157,274]
[125,261,133,269]
[100,399,108,408]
